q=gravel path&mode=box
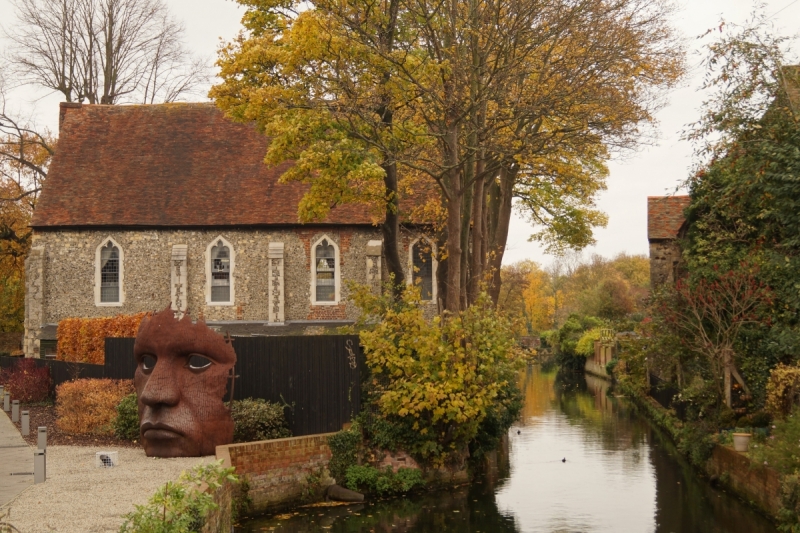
[1,446,211,533]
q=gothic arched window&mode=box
[100,241,120,303]
[210,239,231,303]
[412,239,434,301]
[315,239,337,303]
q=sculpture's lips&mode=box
[141,422,182,440]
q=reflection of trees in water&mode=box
[517,365,557,424]
[549,367,649,453]
[240,483,519,533]
[647,425,777,533]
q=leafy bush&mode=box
[328,425,363,484]
[0,358,51,402]
[756,408,800,475]
[114,392,140,441]
[229,398,291,443]
[120,459,238,533]
[767,364,800,420]
[575,327,604,357]
[344,465,424,497]
[57,312,149,364]
[56,379,134,435]
[778,473,800,532]
[351,286,524,466]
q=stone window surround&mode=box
[407,236,437,303]
[205,235,236,306]
[310,234,341,306]
[94,237,124,307]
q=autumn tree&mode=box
[6,0,208,104]
[656,267,773,408]
[213,0,684,311]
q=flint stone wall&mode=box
[649,239,682,288]
[29,227,382,325]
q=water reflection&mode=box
[237,366,777,533]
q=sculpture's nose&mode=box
[139,359,180,407]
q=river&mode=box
[237,365,778,532]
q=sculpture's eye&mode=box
[140,355,157,374]
[187,354,212,372]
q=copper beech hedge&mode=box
[56,379,135,435]
[56,312,150,364]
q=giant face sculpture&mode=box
[133,308,236,457]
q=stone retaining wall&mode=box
[217,433,335,513]
[706,444,782,515]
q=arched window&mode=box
[311,236,340,304]
[95,237,124,306]
[211,240,231,302]
[100,241,120,302]
[411,238,434,301]
[206,236,235,305]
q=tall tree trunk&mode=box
[444,125,462,313]
[486,164,515,304]
[381,161,405,296]
[468,168,485,304]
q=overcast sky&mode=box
[1,0,799,267]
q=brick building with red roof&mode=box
[24,103,436,356]
[647,195,690,287]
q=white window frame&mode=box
[407,237,437,303]
[94,237,124,307]
[310,235,341,305]
[205,236,235,306]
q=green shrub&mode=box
[120,460,238,533]
[351,286,524,466]
[328,425,363,484]
[114,392,140,441]
[229,398,291,443]
[344,465,424,496]
[779,473,800,532]
[759,408,800,475]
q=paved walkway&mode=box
[0,408,33,509]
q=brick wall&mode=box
[706,444,782,515]
[218,433,335,513]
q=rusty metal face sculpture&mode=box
[133,307,236,457]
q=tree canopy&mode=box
[212,0,685,311]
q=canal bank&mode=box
[236,366,777,532]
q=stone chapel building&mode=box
[24,102,436,357]
[647,195,690,287]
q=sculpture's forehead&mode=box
[134,318,236,366]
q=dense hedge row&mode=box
[56,312,149,364]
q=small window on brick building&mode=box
[211,240,231,303]
[100,241,120,303]
[411,239,434,301]
[315,239,336,302]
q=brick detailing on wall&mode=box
[306,304,347,321]
[220,433,335,513]
[24,246,45,357]
[706,444,781,515]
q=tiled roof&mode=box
[647,195,690,241]
[32,103,429,228]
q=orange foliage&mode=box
[56,312,149,364]
[55,378,135,435]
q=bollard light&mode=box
[3,391,8,412]
[21,410,29,436]
[34,450,45,484]
[37,426,47,450]
[11,400,19,423]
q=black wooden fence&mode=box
[2,335,365,436]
